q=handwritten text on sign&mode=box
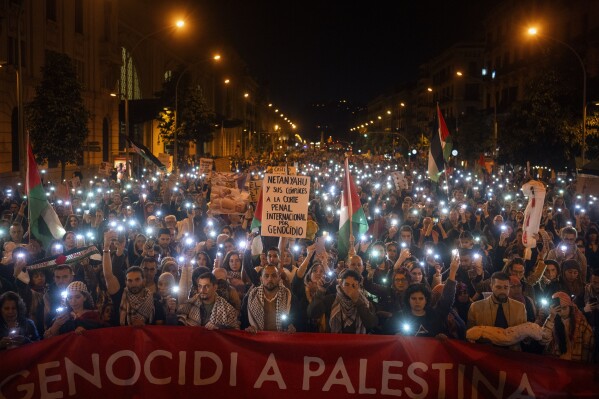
[261,174,310,238]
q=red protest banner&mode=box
[0,326,597,399]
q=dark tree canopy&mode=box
[156,68,216,159]
[26,51,90,180]
[499,65,580,170]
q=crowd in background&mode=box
[0,152,597,365]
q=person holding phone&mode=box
[583,269,599,346]
[545,227,588,281]
[44,281,106,338]
[540,291,595,363]
[0,291,39,350]
[384,252,459,337]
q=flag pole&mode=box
[345,157,355,257]
[26,136,31,241]
[436,103,451,201]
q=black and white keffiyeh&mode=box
[246,284,291,331]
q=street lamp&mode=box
[527,26,587,164]
[122,19,185,177]
[173,54,221,171]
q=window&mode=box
[75,0,83,34]
[47,0,57,21]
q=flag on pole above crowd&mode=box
[427,104,453,182]
[123,136,167,172]
[26,144,66,249]
[338,158,369,260]
[250,186,263,232]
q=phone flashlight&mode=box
[540,298,549,307]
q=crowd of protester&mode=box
[0,152,597,365]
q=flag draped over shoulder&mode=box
[338,158,368,260]
[27,144,66,249]
[123,135,167,171]
[428,104,452,182]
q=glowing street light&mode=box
[123,19,185,177]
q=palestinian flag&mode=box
[26,144,66,249]
[338,158,368,260]
[124,135,167,171]
[250,185,263,232]
[428,104,452,182]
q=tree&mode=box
[26,51,90,181]
[179,84,216,152]
[452,111,494,164]
[156,70,216,159]
[499,66,579,170]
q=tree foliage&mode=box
[156,69,216,157]
[26,51,90,180]
[498,61,580,170]
[452,111,494,164]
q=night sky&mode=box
[171,0,502,133]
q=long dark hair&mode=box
[222,250,241,272]
[403,283,431,313]
[554,307,576,355]
[0,291,28,325]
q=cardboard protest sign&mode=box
[249,179,263,202]
[391,171,408,191]
[261,173,310,238]
[266,165,297,175]
[98,162,111,176]
[214,157,231,172]
[208,172,250,214]
[158,153,173,172]
[199,158,214,176]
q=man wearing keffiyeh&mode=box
[307,269,378,334]
[102,231,165,326]
[241,265,296,333]
[177,272,239,329]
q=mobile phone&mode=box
[589,297,598,305]
[551,297,561,307]
[315,236,326,255]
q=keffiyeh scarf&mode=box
[329,285,369,334]
[177,294,239,329]
[246,284,291,331]
[119,287,155,326]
